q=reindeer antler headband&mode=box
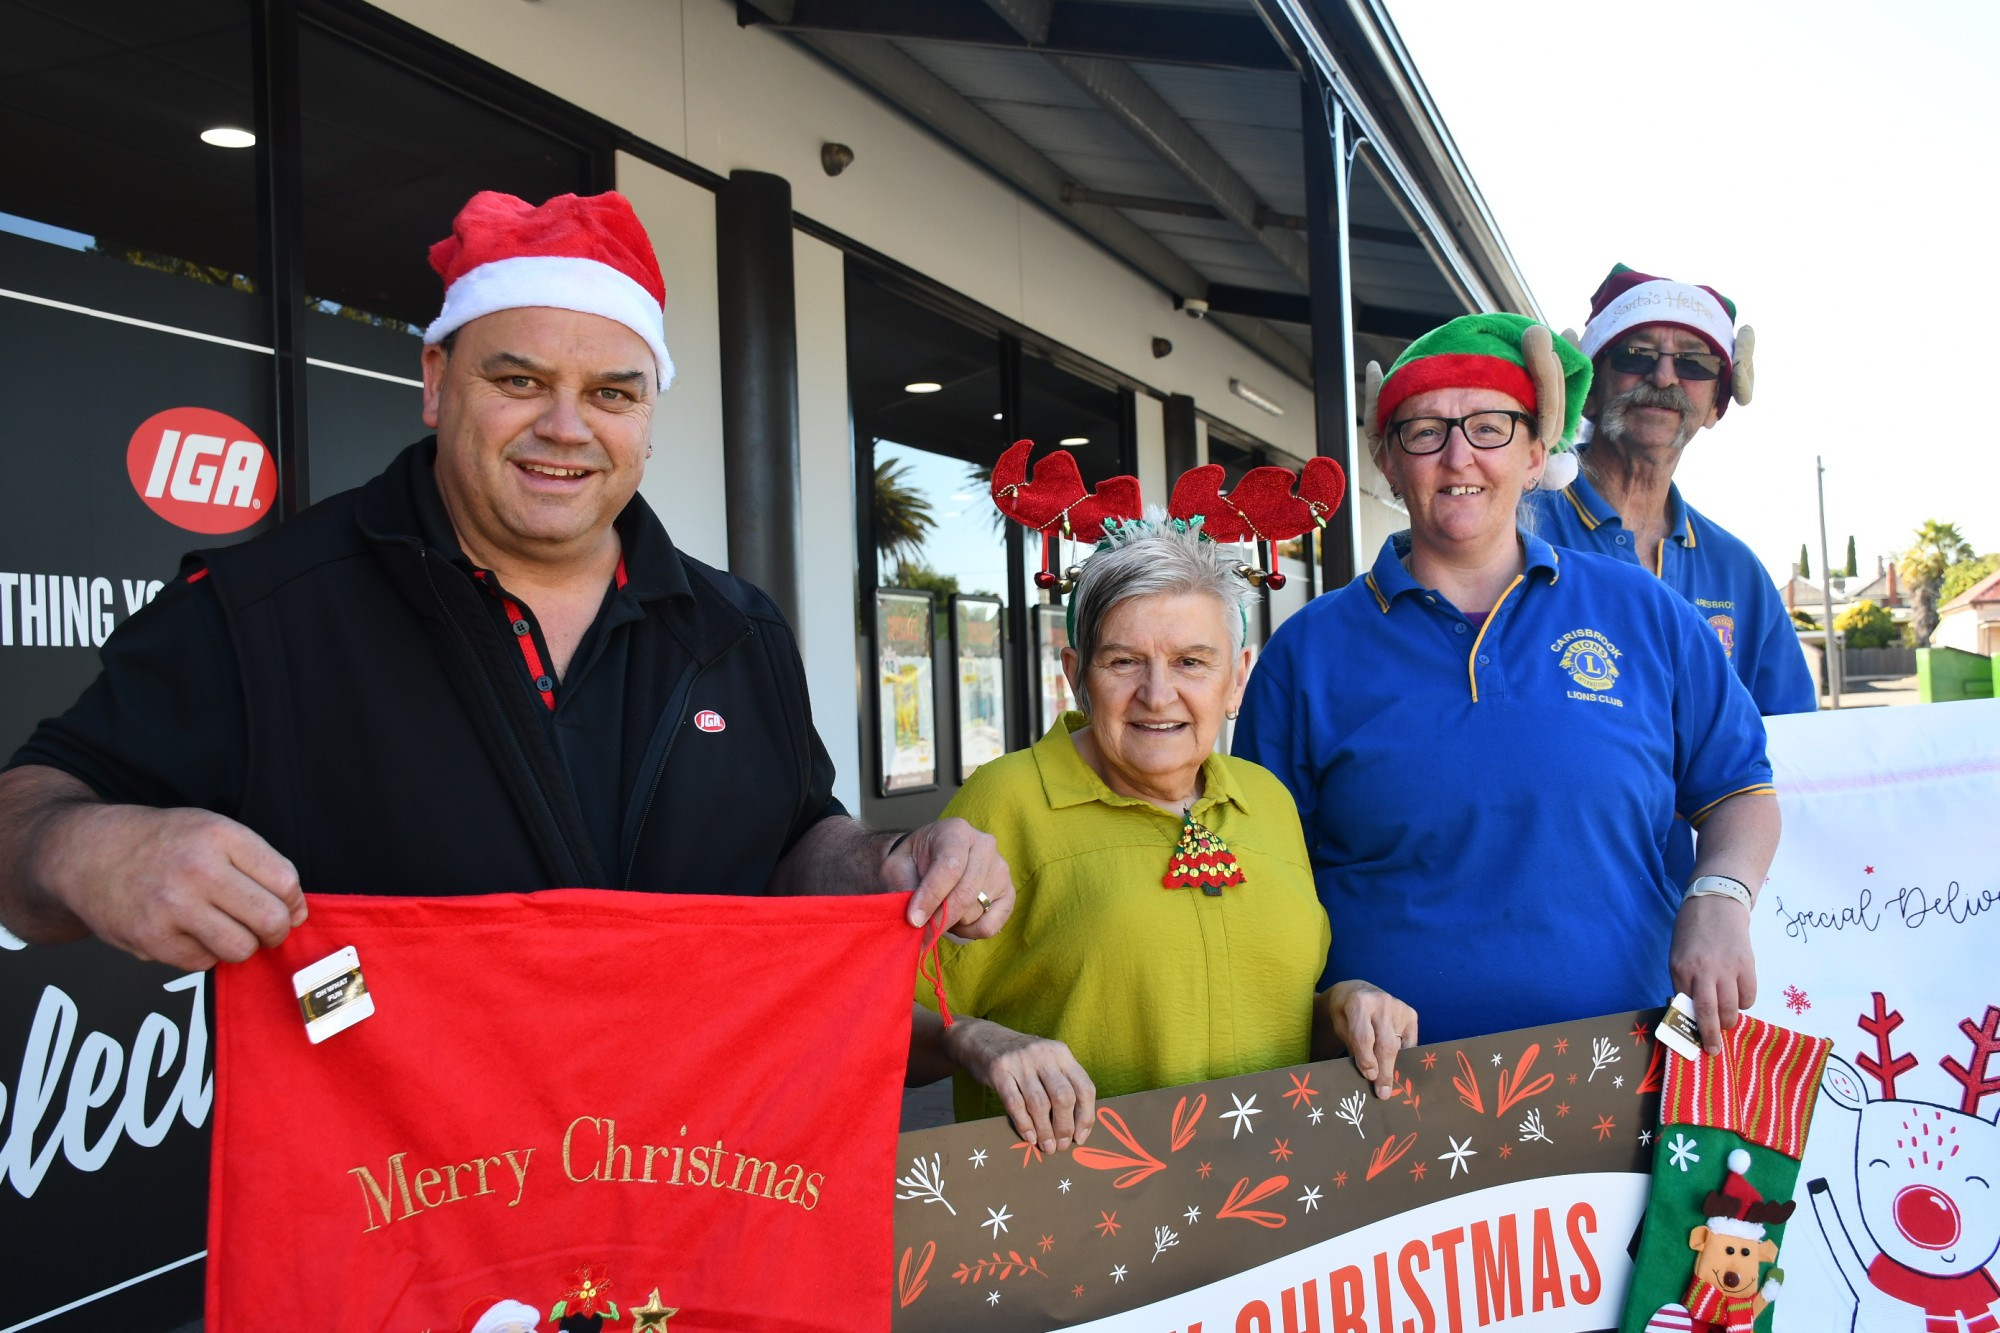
[990,439,1347,596]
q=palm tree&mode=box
[1900,519,1975,646]
[872,457,935,572]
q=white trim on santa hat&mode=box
[1703,1214,1767,1241]
[423,254,676,390]
[1579,279,1736,365]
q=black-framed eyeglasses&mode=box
[1607,344,1724,382]
[1387,410,1534,455]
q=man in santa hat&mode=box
[0,190,1012,965]
[1527,264,1814,718]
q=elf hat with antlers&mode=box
[1702,1148,1797,1241]
[1363,312,1592,491]
[1578,263,1754,417]
[990,439,1345,596]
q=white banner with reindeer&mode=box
[1754,699,2000,1333]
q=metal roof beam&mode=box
[979,0,1052,45]
[1046,54,1311,288]
[790,30,1312,384]
[740,0,1292,72]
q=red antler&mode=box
[1166,458,1346,543]
[1941,1006,2000,1117]
[990,439,1141,542]
[1857,992,1919,1099]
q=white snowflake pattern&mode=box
[1307,1104,1325,1125]
[986,1291,1001,1307]
[1183,1205,1201,1225]
[1612,1075,1625,1089]
[968,1148,988,1168]
[1298,1184,1323,1213]
[1111,1265,1128,1284]
[1058,1177,1073,1194]
[1221,1092,1263,1138]
[1639,1129,1655,1146]
[1667,1132,1701,1173]
[1491,1052,1504,1067]
[983,1204,1013,1237]
[1440,1134,1478,1179]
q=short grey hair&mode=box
[1068,516,1257,715]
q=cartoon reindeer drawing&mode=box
[1807,994,2000,1333]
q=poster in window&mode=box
[876,589,937,794]
[951,596,1006,780]
[1034,601,1075,732]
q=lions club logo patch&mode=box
[1708,613,1736,657]
[1552,628,1624,707]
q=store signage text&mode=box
[0,572,163,648]
[125,406,276,534]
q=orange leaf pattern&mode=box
[951,1251,1050,1284]
[1215,1174,1291,1228]
[1169,1094,1206,1153]
[1365,1131,1418,1181]
[1070,1108,1167,1189]
[1493,1044,1554,1117]
[1452,1050,1484,1114]
[898,1241,935,1309]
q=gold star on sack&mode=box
[630,1288,678,1329]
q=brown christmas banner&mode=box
[891,1009,1665,1330]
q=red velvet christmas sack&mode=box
[205,889,921,1332]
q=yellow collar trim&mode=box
[1033,711,1248,815]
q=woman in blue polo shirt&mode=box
[1234,313,1778,1067]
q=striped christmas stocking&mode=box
[1619,1014,1834,1333]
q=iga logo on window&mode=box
[125,407,277,534]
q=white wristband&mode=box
[1684,874,1753,911]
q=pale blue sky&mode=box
[1386,0,2000,579]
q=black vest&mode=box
[196,444,824,896]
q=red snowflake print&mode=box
[1567,1073,1578,1085]
[1012,1139,1043,1167]
[1283,1072,1318,1108]
[1270,1138,1294,1163]
[1554,1038,1570,1056]
[1197,1160,1212,1178]
[1783,984,1811,1014]
[1039,1234,1055,1253]
[1556,1102,1571,1118]
[1073,1285,1086,1299]
[1333,1170,1349,1188]
[1628,1021,1651,1046]
[1421,1051,1438,1070]
[1410,1161,1428,1181]
[1498,1143,1514,1159]
[1095,1211,1121,1238]
[1864,865,1875,874]
[1593,1115,1616,1141]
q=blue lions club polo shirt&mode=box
[1524,472,1815,717]
[1234,532,1774,1044]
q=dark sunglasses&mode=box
[1607,344,1724,382]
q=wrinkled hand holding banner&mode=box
[206,890,920,1331]
[891,1010,1661,1331]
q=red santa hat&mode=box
[1577,264,1753,417]
[1704,1149,1782,1240]
[424,190,675,389]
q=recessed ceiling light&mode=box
[200,127,257,149]
[992,413,1003,421]
[904,381,942,394]
[1060,436,1089,447]
[1228,378,1285,416]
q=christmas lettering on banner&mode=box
[890,1009,1661,1331]
[204,889,921,1331]
[1748,700,2000,1333]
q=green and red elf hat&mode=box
[1577,263,1755,417]
[1362,312,1592,490]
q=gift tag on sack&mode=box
[293,945,373,1044]
[1655,991,1702,1061]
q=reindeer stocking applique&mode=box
[1619,1013,1834,1333]
[1805,995,2000,1333]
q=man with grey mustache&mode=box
[1526,263,1815,719]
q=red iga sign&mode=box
[694,710,727,733]
[125,407,276,534]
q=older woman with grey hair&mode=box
[908,517,1415,1155]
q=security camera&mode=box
[1183,298,1209,320]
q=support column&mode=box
[252,0,308,518]
[1302,78,1358,591]
[1163,393,1198,480]
[716,170,802,628]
